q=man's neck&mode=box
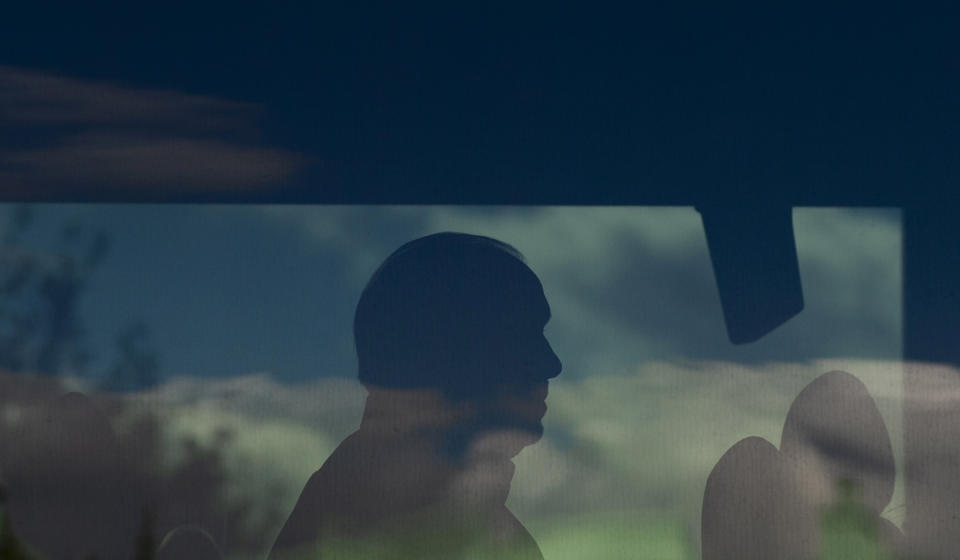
[359,385,476,437]
[357,385,518,508]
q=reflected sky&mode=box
[0,205,901,385]
[0,204,905,559]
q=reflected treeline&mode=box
[0,206,158,390]
[0,373,250,559]
[0,206,222,557]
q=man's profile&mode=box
[269,232,562,559]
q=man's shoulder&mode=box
[299,432,372,499]
[267,435,367,559]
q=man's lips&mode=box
[495,383,549,420]
[499,382,548,400]
[530,382,549,402]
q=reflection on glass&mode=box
[0,205,916,559]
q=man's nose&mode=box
[547,349,562,379]
[538,337,562,380]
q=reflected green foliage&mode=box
[821,480,893,560]
[817,479,939,560]
[528,513,692,560]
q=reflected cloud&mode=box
[0,66,305,196]
[258,206,901,377]
[7,359,960,559]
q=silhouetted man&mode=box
[269,233,561,559]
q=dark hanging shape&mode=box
[699,205,804,344]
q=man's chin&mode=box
[517,421,544,443]
[443,412,544,461]
[483,411,544,442]
[469,425,543,460]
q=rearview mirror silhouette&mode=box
[699,205,804,344]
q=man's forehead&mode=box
[486,275,551,325]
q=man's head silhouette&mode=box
[354,232,561,446]
[269,232,559,560]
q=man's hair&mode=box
[354,232,537,397]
